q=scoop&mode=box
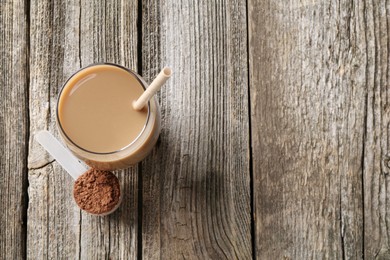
[35,130,87,180]
[35,130,122,215]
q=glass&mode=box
[56,63,161,171]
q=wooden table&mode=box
[1,0,389,259]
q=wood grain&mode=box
[28,0,139,258]
[28,0,82,258]
[141,1,252,259]
[3,0,388,258]
[363,1,390,259]
[248,0,383,258]
[0,0,28,259]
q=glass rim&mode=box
[56,62,151,155]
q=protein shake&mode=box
[57,64,162,170]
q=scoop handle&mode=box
[35,130,87,180]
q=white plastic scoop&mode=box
[35,130,88,180]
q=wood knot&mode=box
[382,154,390,175]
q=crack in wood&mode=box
[28,160,55,170]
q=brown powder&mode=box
[73,168,121,215]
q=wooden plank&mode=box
[28,0,82,258]
[28,0,139,258]
[141,1,252,259]
[78,1,139,259]
[0,0,28,259]
[363,1,390,259]
[249,0,370,258]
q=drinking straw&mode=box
[133,67,172,110]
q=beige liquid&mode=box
[57,64,160,170]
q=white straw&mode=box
[133,67,172,110]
